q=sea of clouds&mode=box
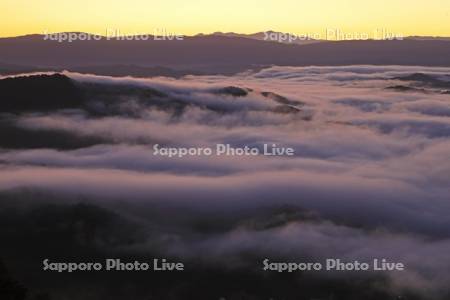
[1,65,450,298]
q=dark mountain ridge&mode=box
[1,33,450,74]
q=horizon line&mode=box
[1,30,450,40]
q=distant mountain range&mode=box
[404,36,450,41]
[196,31,322,45]
[200,31,450,43]
[203,31,450,45]
[0,32,450,76]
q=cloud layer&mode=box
[1,65,450,299]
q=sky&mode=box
[0,0,449,38]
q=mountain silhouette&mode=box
[1,33,450,74]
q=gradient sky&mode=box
[1,0,449,38]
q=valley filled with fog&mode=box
[1,65,450,299]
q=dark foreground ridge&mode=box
[0,74,82,112]
[0,73,308,150]
[0,73,306,115]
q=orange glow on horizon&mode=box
[0,0,449,38]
